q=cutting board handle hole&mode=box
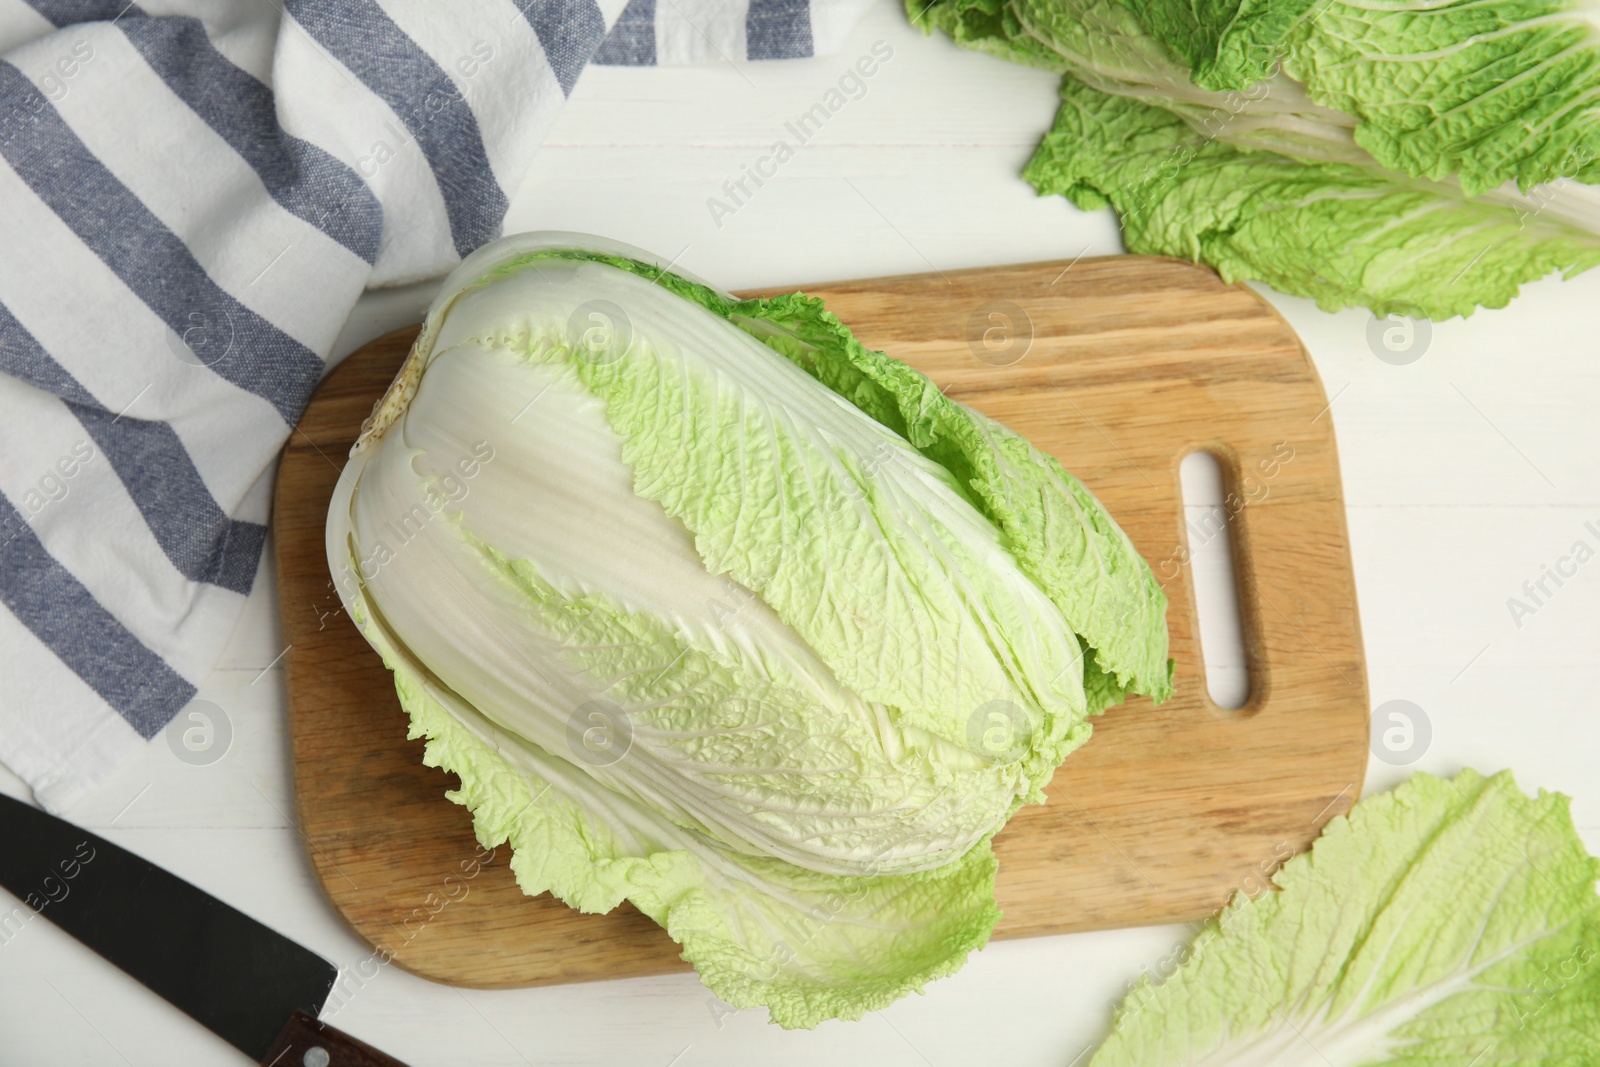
[1178,449,1253,711]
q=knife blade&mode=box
[0,792,410,1066]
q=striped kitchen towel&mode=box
[0,0,873,812]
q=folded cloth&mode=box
[0,0,872,812]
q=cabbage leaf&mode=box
[1026,78,1600,319]
[1088,769,1600,1065]
[913,0,1600,317]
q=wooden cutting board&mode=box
[273,255,1368,989]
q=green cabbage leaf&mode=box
[1026,78,1600,319]
[1088,769,1600,1065]
[913,0,1600,317]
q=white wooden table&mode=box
[4,1,1598,1062]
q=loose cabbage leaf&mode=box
[911,0,1600,317]
[1284,0,1600,195]
[1025,77,1600,318]
[1088,769,1600,1065]
[1108,0,1600,193]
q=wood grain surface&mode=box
[272,255,1368,990]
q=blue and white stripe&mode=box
[0,0,860,812]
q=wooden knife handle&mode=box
[260,1011,411,1067]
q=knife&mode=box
[0,792,410,1065]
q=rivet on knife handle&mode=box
[261,1012,410,1067]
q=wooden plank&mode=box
[273,255,1367,988]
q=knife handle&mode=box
[261,1012,411,1067]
